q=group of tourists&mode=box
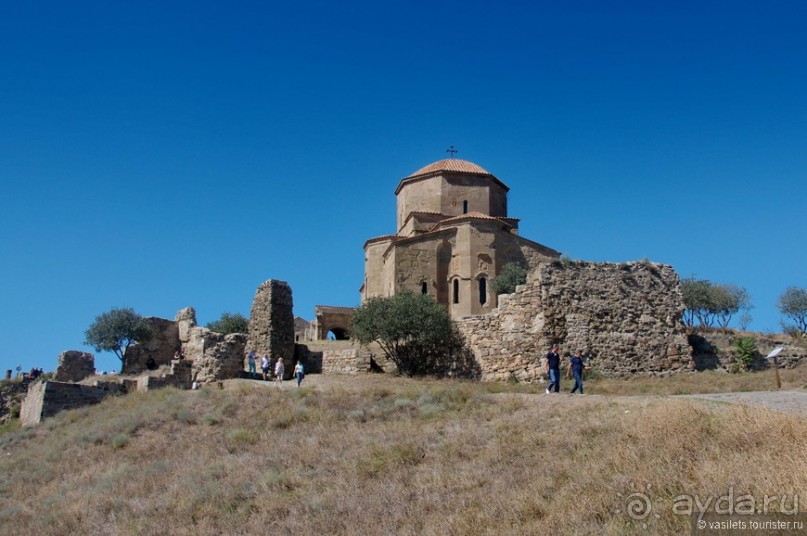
[543,344,591,395]
[246,352,305,387]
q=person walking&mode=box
[545,344,561,394]
[569,350,588,395]
[275,358,285,386]
[293,361,304,387]
[260,355,270,381]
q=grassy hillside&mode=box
[1,374,805,535]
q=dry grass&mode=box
[587,362,807,396]
[0,374,805,535]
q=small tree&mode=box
[681,277,750,329]
[351,291,458,376]
[777,286,807,334]
[207,312,249,335]
[491,263,528,295]
[681,277,714,327]
[84,307,153,372]
[712,283,751,329]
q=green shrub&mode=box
[207,312,249,335]
[491,263,528,295]
[732,337,758,371]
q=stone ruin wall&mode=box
[120,307,247,383]
[248,280,295,368]
[20,359,197,426]
[20,380,125,426]
[176,307,247,383]
[295,341,395,375]
[124,317,181,373]
[690,330,806,371]
[53,351,95,382]
[456,261,692,381]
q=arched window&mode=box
[479,277,487,305]
[421,281,428,294]
[463,200,469,214]
[453,279,459,304]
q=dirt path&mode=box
[225,375,807,416]
[675,390,807,415]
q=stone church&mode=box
[361,158,560,318]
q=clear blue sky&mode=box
[1,1,805,374]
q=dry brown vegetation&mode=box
[1,373,805,535]
[587,364,807,396]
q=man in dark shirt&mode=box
[544,344,561,393]
[570,350,586,394]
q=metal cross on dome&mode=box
[446,145,458,158]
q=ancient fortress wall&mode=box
[248,280,295,362]
[456,261,692,381]
[295,341,396,375]
[20,380,124,426]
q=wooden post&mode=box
[766,347,784,390]
[773,356,782,389]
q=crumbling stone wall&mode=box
[137,360,192,391]
[124,317,180,373]
[456,261,692,381]
[53,351,95,382]
[185,328,247,383]
[176,307,197,345]
[690,330,806,371]
[0,380,30,423]
[20,380,125,426]
[21,360,200,425]
[295,342,395,375]
[248,280,294,361]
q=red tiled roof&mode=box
[438,212,509,224]
[404,159,492,179]
[395,158,509,194]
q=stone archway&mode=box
[328,328,349,340]
[312,305,356,341]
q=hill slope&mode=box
[1,375,805,535]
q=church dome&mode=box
[404,159,492,179]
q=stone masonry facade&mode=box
[456,261,692,381]
[248,280,295,363]
[53,351,95,382]
[21,359,197,426]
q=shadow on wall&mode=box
[689,333,721,371]
[445,345,482,380]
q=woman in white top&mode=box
[274,358,285,385]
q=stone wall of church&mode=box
[395,242,441,295]
[397,176,442,229]
[455,261,692,381]
[439,175,507,218]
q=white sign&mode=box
[765,347,784,360]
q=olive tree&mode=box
[712,284,751,329]
[351,291,461,376]
[681,277,750,329]
[84,307,152,372]
[207,312,249,334]
[777,286,807,334]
